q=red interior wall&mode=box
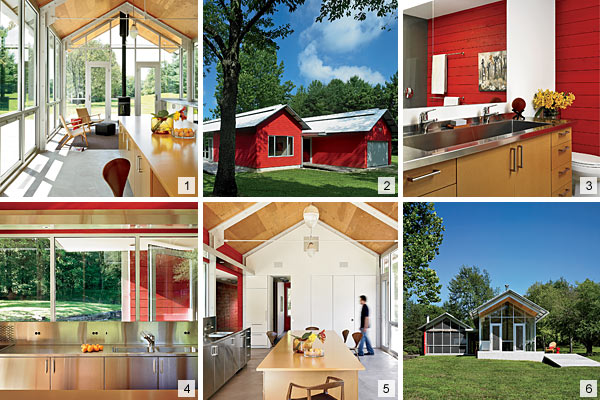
[311,134,366,168]
[427,0,507,106]
[256,109,303,169]
[556,0,600,156]
[216,282,239,330]
[216,264,243,331]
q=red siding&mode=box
[312,134,366,168]
[212,109,303,169]
[427,0,507,106]
[556,0,600,156]
[256,109,303,168]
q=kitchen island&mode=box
[256,330,364,400]
[118,115,198,197]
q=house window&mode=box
[269,136,293,157]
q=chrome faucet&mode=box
[141,331,156,352]
[419,109,438,133]
[482,105,499,124]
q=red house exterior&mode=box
[204,105,307,170]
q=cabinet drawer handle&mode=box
[407,169,441,182]
[137,156,142,173]
[558,167,571,176]
[45,359,48,374]
[160,359,163,374]
[558,188,570,197]
[558,146,570,153]
[53,359,55,374]
[517,145,523,169]
[153,359,156,374]
[558,130,569,137]
[509,148,516,172]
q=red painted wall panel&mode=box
[556,0,600,156]
[213,129,258,168]
[311,134,366,168]
[426,0,507,106]
[216,243,243,265]
[256,109,303,169]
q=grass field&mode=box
[204,155,398,197]
[65,93,181,119]
[0,300,120,321]
[404,355,600,400]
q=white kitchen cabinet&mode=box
[247,287,268,347]
[51,357,104,390]
[0,357,50,390]
[354,276,377,342]
[311,275,333,330]
[333,276,356,338]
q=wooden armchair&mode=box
[545,342,557,353]
[58,115,89,148]
[76,107,103,128]
[286,376,344,400]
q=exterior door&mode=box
[303,138,311,163]
[367,141,389,167]
[135,62,161,116]
[490,323,502,351]
[203,137,213,160]
[514,323,525,351]
[85,61,111,119]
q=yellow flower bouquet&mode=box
[533,89,575,119]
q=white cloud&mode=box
[298,42,386,85]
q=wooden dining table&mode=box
[256,330,364,400]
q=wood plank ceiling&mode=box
[47,0,198,40]
[203,202,398,255]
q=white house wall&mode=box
[245,223,378,345]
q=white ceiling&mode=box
[404,0,500,19]
[216,268,238,284]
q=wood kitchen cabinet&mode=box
[0,357,50,389]
[51,357,104,390]
[133,147,151,197]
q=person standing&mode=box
[358,295,374,356]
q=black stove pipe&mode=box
[118,12,131,116]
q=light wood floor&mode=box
[210,348,398,400]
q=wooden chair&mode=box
[545,341,557,353]
[350,332,363,358]
[286,376,344,400]
[102,158,130,197]
[266,331,277,347]
[58,115,89,149]
[305,326,319,331]
[76,107,103,128]
[341,330,349,344]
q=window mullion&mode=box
[50,235,56,321]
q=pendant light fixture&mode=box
[303,204,319,228]
[129,19,138,39]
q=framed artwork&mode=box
[478,50,507,91]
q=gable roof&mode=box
[469,290,549,322]
[302,109,398,135]
[203,104,309,133]
[417,312,474,331]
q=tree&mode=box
[573,279,600,354]
[211,43,294,117]
[316,0,397,24]
[403,298,444,354]
[204,0,303,196]
[403,203,444,305]
[443,265,498,325]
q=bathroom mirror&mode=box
[403,0,507,109]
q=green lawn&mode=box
[404,356,600,400]
[204,155,398,197]
[65,93,180,119]
[0,300,120,321]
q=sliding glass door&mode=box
[380,247,398,356]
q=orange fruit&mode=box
[87,345,93,352]
[99,345,104,351]
[93,344,99,352]
[82,347,87,353]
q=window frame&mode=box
[268,135,294,157]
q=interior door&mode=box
[148,244,196,321]
[514,324,525,351]
[490,323,502,351]
[311,275,333,330]
[135,62,161,116]
[85,61,111,120]
[333,276,355,337]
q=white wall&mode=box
[245,222,378,343]
[402,0,555,124]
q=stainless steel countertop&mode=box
[403,115,573,171]
[0,344,198,357]
[203,328,249,346]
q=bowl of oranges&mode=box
[172,127,196,139]
[81,344,104,353]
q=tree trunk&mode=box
[82,253,87,303]
[213,53,241,197]
[585,341,593,355]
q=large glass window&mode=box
[193,41,198,100]
[24,3,36,108]
[0,0,20,115]
[161,48,180,99]
[0,238,50,321]
[269,136,294,157]
[48,34,55,102]
[24,111,35,154]
[1,118,20,175]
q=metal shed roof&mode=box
[469,290,549,322]
[302,108,398,135]
[417,312,474,331]
[203,104,309,133]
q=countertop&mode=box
[403,116,573,171]
[118,115,198,196]
[0,344,198,357]
[203,328,248,345]
[0,390,190,400]
[256,330,364,372]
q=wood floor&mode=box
[210,348,398,400]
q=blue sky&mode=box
[425,202,600,305]
[203,0,398,116]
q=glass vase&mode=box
[151,117,174,134]
[543,108,560,120]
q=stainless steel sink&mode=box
[112,346,151,353]
[207,331,233,338]
[155,346,197,353]
[404,120,549,152]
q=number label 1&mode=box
[580,380,597,398]
[178,177,196,195]
[178,380,195,397]
[378,380,396,397]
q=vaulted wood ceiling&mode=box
[46,0,198,40]
[203,202,398,255]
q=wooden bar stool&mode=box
[103,158,131,197]
[350,332,363,358]
[286,376,344,400]
[266,331,277,347]
[305,326,319,331]
[341,330,349,343]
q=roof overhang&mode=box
[469,290,549,322]
[418,312,474,331]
